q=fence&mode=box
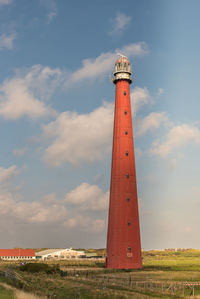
[1,267,200,297]
[60,269,200,297]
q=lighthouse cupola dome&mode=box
[113,55,132,84]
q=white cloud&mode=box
[151,124,200,157]
[169,158,177,170]
[29,200,67,224]
[0,32,16,50]
[110,12,132,35]
[130,87,168,137]
[0,65,64,120]
[131,87,151,115]
[40,0,57,23]
[64,215,105,233]
[23,65,64,101]
[185,226,191,233]
[0,77,55,120]
[135,112,169,137]
[0,165,18,184]
[68,42,148,85]
[41,85,166,166]
[131,87,164,115]
[0,182,107,234]
[0,0,12,5]
[42,101,114,166]
[47,11,57,22]
[65,183,109,211]
[13,147,27,157]
[157,88,164,96]
[0,189,106,247]
[0,192,68,223]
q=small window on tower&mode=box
[124,91,126,96]
[124,110,127,115]
[125,130,128,135]
[128,247,131,252]
[128,221,131,226]
[125,151,128,156]
[126,173,129,178]
[126,197,130,202]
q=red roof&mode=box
[0,249,35,257]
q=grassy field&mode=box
[1,249,200,298]
[0,284,14,299]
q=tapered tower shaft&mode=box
[106,57,142,269]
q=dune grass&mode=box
[142,249,200,272]
[1,249,200,298]
[0,284,14,299]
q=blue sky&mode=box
[1,0,200,250]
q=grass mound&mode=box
[0,285,14,299]
[20,263,60,274]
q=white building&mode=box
[36,248,85,260]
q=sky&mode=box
[1,0,200,250]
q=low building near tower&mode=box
[36,248,85,260]
[0,249,36,260]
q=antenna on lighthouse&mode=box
[117,52,128,59]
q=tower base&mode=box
[106,258,142,269]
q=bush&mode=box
[20,263,60,274]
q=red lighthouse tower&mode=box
[106,55,142,269]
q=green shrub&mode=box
[20,263,60,274]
